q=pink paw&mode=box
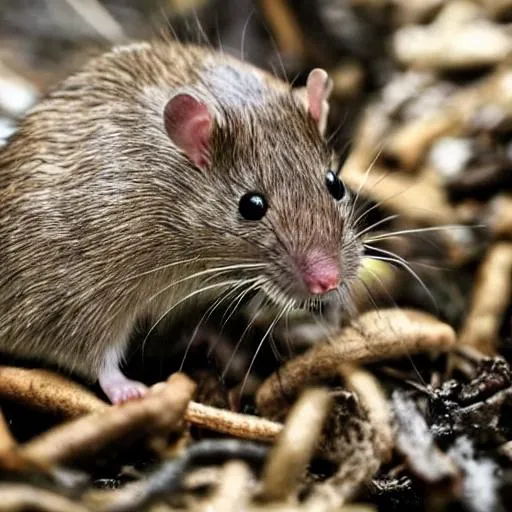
[103,379,148,405]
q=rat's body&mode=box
[0,40,362,403]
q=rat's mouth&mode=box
[258,277,338,313]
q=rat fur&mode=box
[0,40,362,403]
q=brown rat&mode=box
[0,40,363,404]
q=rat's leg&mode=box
[98,344,148,404]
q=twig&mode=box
[17,373,195,466]
[186,401,282,442]
[0,367,107,417]
[260,388,332,502]
[0,367,282,441]
[257,309,456,418]
[459,242,512,354]
[0,483,90,512]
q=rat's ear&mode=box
[164,93,213,169]
[295,68,333,135]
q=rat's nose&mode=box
[296,250,341,295]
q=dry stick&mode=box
[340,364,393,462]
[0,483,91,512]
[0,367,107,417]
[458,242,512,354]
[260,0,305,57]
[257,309,456,418]
[260,388,332,502]
[17,373,195,466]
[0,367,282,443]
[202,461,252,512]
[186,401,282,441]
[488,194,512,240]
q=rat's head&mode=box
[162,68,363,310]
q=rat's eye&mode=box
[325,170,346,201]
[239,192,268,221]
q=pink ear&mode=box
[306,68,332,134]
[164,93,213,169]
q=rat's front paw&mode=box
[103,379,148,404]
[99,366,149,404]
[99,348,149,404]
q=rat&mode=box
[0,40,363,404]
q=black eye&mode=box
[239,192,268,221]
[325,170,346,201]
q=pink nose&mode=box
[297,250,341,295]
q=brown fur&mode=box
[0,40,362,379]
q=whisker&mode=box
[178,279,255,370]
[240,300,291,395]
[219,279,265,333]
[362,264,401,309]
[256,9,288,82]
[220,287,272,380]
[120,256,247,283]
[327,109,350,146]
[158,5,180,42]
[357,275,382,313]
[346,144,385,226]
[365,224,483,242]
[142,279,255,349]
[365,253,439,314]
[206,278,267,360]
[240,7,255,63]
[351,176,419,228]
[121,257,200,282]
[338,281,359,319]
[354,214,400,240]
[147,262,267,303]
[191,6,211,47]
